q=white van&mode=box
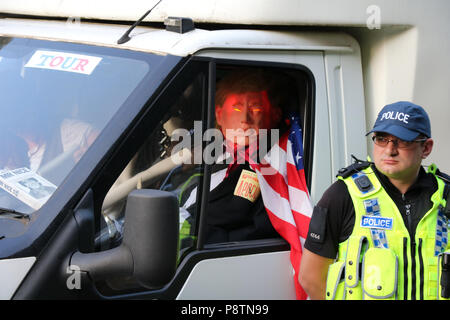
[0,0,448,300]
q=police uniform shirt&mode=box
[186,162,279,245]
[304,165,437,259]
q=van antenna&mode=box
[117,0,163,45]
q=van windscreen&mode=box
[0,37,163,214]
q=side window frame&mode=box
[194,57,316,251]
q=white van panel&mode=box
[324,49,367,174]
[176,251,296,299]
[0,257,36,299]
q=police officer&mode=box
[299,101,450,300]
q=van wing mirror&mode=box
[70,189,179,289]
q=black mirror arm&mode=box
[69,245,133,282]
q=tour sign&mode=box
[25,50,102,75]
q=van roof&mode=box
[0,0,427,26]
[0,18,358,56]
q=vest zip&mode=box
[402,193,412,235]
[418,238,424,300]
[403,237,408,300]
[405,204,412,233]
[403,194,417,300]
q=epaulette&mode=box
[336,156,372,179]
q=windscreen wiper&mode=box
[117,0,163,45]
[0,207,30,220]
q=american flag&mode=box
[250,114,313,300]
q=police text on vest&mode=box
[361,215,393,230]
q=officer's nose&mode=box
[385,140,399,156]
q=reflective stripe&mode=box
[403,237,408,300]
[435,208,448,256]
[363,198,389,249]
[418,238,424,300]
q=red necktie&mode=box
[224,143,258,178]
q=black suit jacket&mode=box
[187,163,279,244]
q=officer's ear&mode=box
[421,138,434,159]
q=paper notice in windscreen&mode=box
[25,50,102,75]
[0,167,57,210]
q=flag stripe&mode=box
[264,206,302,250]
[286,162,308,192]
[262,143,287,182]
[292,208,313,239]
[254,164,312,219]
[257,172,296,226]
[288,186,313,218]
[256,169,289,200]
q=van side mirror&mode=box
[70,189,179,289]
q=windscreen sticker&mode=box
[0,167,57,210]
[25,50,102,75]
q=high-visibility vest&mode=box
[325,164,450,300]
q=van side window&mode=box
[194,65,311,246]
